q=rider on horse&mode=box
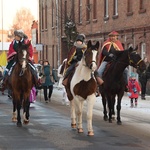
[62,33,103,86]
[97,31,129,91]
[62,34,87,86]
[2,29,38,87]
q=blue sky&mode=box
[0,0,38,30]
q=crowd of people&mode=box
[0,29,150,107]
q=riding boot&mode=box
[124,84,129,92]
[94,71,104,85]
[62,77,68,87]
[95,76,104,85]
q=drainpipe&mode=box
[56,0,60,67]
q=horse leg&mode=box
[12,99,17,122]
[70,100,76,129]
[101,96,108,121]
[116,95,123,125]
[23,98,30,125]
[75,99,84,133]
[16,100,22,127]
[106,95,113,123]
[112,96,116,120]
[86,95,96,136]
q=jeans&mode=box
[97,61,128,84]
[43,85,53,101]
[97,61,107,77]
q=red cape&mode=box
[7,39,33,61]
[97,39,124,68]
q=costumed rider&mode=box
[3,29,38,87]
[97,31,129,91]
[62,34,87,86]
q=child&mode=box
[128,72,141,107]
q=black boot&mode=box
[141,94,146,100]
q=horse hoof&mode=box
[109,120,112,123]
[23,120,29,125]
[88,131,94,136]
[77,128,84,133]
[103,116,108,121]
[12,118,17,122]
[17,122,22,127]
[71,123,76,129]
[117,121,122,125]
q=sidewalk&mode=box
[37,83,150,117]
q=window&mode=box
[86,0,90,21]
[93,0,97,20]
[79,0,82,23]
[139,0,146,13]
[45,1,47,29]
[46,45,48,59]
[104,0,109,20]
[64,1,67,21]
[41,2,44,30]
[127,0,133,16]
[52,1,54,27]
[113,0,118,16]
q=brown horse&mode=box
[8,41,34,127]
[99,46,146,124]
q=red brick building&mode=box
[39,0,150,92]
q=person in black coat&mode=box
[137,57,150,100]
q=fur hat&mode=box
[14,29,28,39]
[108,31,119,36]
[76,34,86,43]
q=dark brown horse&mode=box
[8,41,34,127]
[99,46,146,124]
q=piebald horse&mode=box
[66,40,99,136]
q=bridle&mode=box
[128,51,143,68]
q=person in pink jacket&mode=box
[128,72,141,107]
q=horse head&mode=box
[17,41,31,69]
[128,46,146,72]
[84,40,99,72]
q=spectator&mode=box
[57,58,69,106]
[40,60,54,103]
[137,57,150,100]
[128,72,141,107]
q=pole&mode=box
[56,0,60,67]
[1,0,3,51]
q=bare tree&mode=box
[8,7,35,40]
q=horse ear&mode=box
[95,41,100,50]
[87,40,92,48]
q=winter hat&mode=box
[130,72,136,78]
[108,31,119,36]
[14,29,28,39]
[76,34,85,43]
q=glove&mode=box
[108,53,116,60]
[73,56,77,60]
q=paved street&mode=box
[0,85,150,150]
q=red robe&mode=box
[97,38,124,68]
[7,39,33,61]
